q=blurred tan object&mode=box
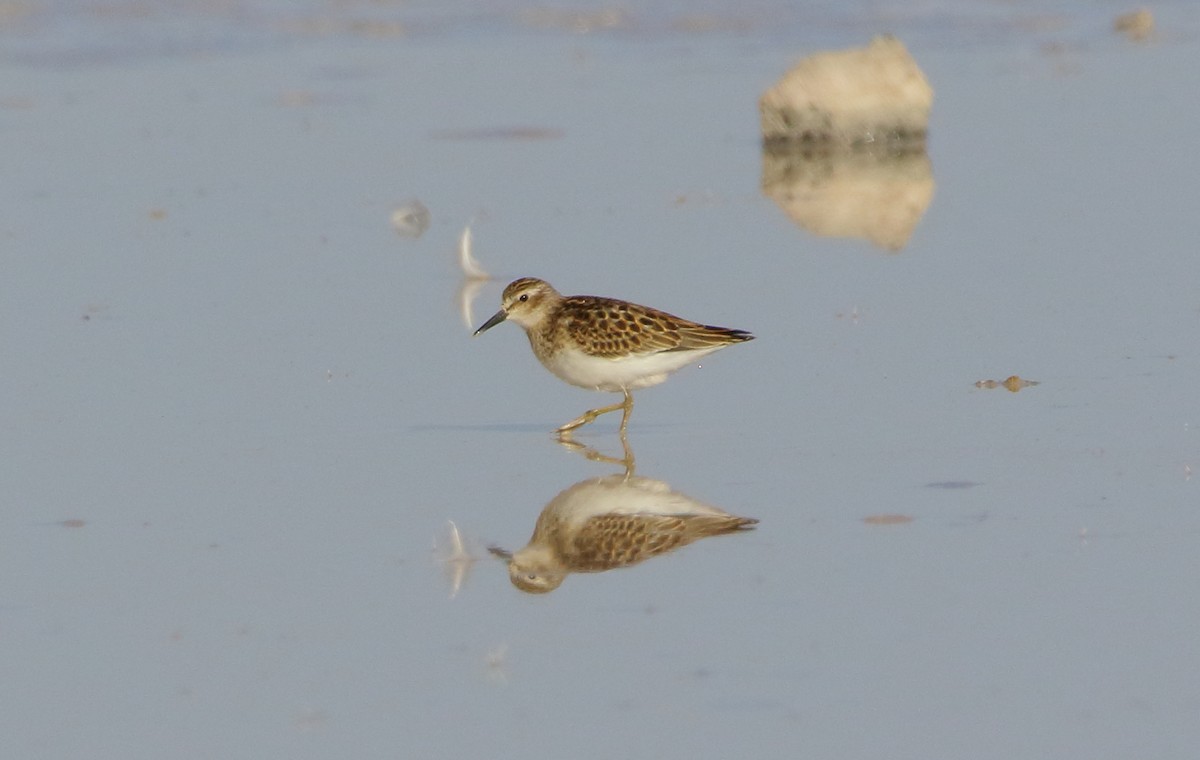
[390,199,430,238]
[1114,9,1155,42]
[761,145,934,251]
[975,375,1040,392]
[760,36,932,147]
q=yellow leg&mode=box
[556,390,634,434]
[617,426,635,478]
[617,390,634,435]
[555,425,637,477]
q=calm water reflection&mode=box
[761,142,934,251]
[488,435,758,594]
[6,3,1199,757]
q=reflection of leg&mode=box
[617,426,635,478]
[555,424,636,477]
[557,391,631,434]
[617,390,634,434]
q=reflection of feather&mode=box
[435,520,478,599]
[454,224,491,332]
[458,278,488,333]
[457,225,489,279]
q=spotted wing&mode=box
[563,513,689,571]
[563,512,757,572]
[561,297,753,359]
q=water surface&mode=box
[2,2,1198,758]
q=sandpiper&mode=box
[474,278,753,434]
[489,474,758,593]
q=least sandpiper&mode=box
[489,474,758,593]
[473,278,753,434]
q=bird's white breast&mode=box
[551,475,732,529]
[540,345,726,392]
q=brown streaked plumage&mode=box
[489,474,758,594]
[474,278,753,434]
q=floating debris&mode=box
[863,514,913,525]
[760,36,932,147]
[390,199,430,239]
[975,375,1040,392]
[1114,9,1155,42]
[61,519,86,528]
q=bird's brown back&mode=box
[552,296,753,359]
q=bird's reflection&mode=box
[489,434,758,594]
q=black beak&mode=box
[474,309,507,336]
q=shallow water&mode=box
[2,2,1199,758]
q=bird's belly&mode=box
[540,347,717,392]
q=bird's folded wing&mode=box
[563,297,746,358]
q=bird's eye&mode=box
[519,294,529,302]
